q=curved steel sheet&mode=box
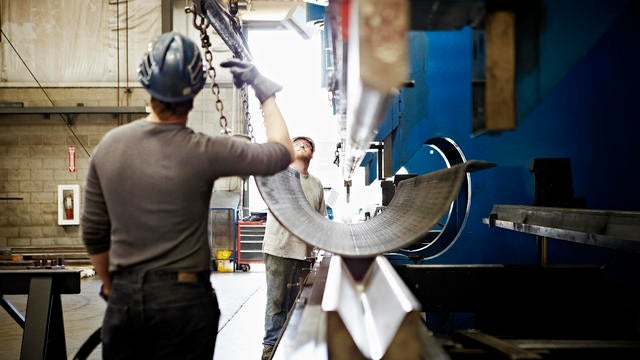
[256,161,489,257]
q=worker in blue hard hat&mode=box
[81,31,294,359]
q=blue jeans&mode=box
[263,254,310,346]
[103,270,220,360]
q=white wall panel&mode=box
[0,0,161,84]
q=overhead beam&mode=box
[410,0,485,30]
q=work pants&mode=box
[263,253,310,347]
[102,270,220,360]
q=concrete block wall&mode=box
[0,85,240,248]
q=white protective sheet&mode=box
[0,0,161,84]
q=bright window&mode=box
[244,29,380,220]
[245,29,334,143]
[246,29,337,214]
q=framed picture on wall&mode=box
[58,184,80,225]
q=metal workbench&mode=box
[0,269,81,360]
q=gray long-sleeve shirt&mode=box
[82,119,290,273]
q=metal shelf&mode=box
[484,204,640,253]
[0,106,149,115]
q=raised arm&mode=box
[261,97,294,162]
[220,59,295,162]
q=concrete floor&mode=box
[0,265,267,360]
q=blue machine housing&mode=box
[307,0,640,341]
[359,0,639,270]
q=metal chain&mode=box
[231,6,255,142]
[241,85,254,141]
[186,2,256,139]
[186,4,231,135]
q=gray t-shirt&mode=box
[82,119,290,273]
[262,172,326,260]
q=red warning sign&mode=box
[68,146,76,173]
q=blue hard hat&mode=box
[138,32,206,102]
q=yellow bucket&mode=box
[216,250,234,272]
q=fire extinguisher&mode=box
[64,193,74,220]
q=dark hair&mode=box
[150,97,193,120]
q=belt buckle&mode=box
[177,272,198,283]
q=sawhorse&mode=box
[0,270,81,360]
